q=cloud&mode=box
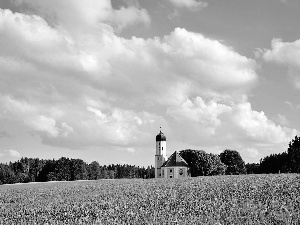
[167,97,232,135]
[0,2,296,162]
[126,147,135,153]
[11,0,150,33]
[168,98,296,148]
[284,101,294,108]
[26,115,59,137]
[1,150,22,158]
[230,102,296,144]
[166,0,207,11]
[273,114,290,126]
[0,95,61,137]
[5,150,21,157]
[279,0,288,4]
[245,148,259,158]
[61,122,74,137]
[263,38,300,90]
[0,131,10,138]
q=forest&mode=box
[0,159,155,184]
[0,135,299,185]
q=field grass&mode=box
[0,174,300,224]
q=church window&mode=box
[170,169,172,173]
[179,168,183,175]
[158,157,159,160]
[162,147,163,150]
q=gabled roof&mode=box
[161,151,189,167]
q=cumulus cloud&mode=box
[167,97,232,134]
[0,150,21,158]
[263,38,300,90]
[167,98,296,148]
[0,95,61,137]
[230,102,296,144]
[166,0,207,11]
[11,0,150,32]
[5,150,21,157]
[0,1,296,162]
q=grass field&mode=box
[0,174,300,224]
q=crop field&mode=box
[0,174,300,224]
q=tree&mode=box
[288,135,300,173]
[55,157,71,181]
[0,163,16,184]
[219,149,246,175]
[70,159,88,180]
[1,156,155,185]
[28,158,45,182]
[245,163,260,174]
[179,149,226,176]
[37,159,56,182]
[259,152,289,174]
[89,161,101,180]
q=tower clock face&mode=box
[179,169,183,175]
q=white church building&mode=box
[155,130,190,178]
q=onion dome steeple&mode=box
[156,127,166,141]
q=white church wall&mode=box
[162,167,189,178]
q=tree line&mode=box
[1,135,299,185]
[179,149,246,176]
[179,135,300,176]
[0,158,155,185]
[249,135,300,174]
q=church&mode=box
[155,129,190,178]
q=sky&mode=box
[0,0,299,166]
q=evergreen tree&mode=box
[259,152,289,174]
[288,135,300,173]
[1,156,156,184]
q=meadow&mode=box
[0,174,300,224]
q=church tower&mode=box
[155,128,167,178]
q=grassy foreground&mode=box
[0,174,300,224]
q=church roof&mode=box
[156,130,166,141]
[161,151,189,167]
